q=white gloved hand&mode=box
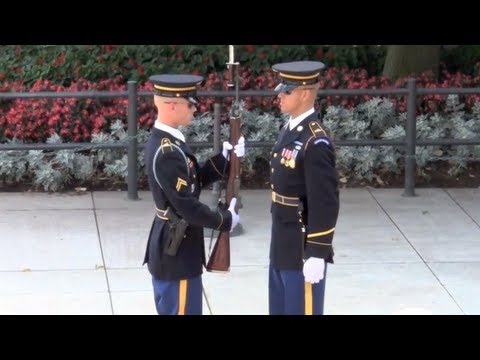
[227,197,240,231]
[222,141,233,159]
[303,257,325,284]
[222,136,245,159]
[234,136,245,158]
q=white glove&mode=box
[222,141,233,159]
[222,136,245,159]
[227,197,240,231]
[303,257,325,284]
[234,136,245,158]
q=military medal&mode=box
[285,150,292,168]
[280,148,286,165]
[289,149,298,169]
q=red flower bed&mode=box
[2,64,480,143]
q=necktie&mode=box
[278,120,291,143]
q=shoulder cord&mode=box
[153,143,190,190]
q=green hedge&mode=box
[2,45,479,88]
[0,45,388,86]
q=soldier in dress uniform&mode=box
[268,61,340,315]
[143,74,245,315]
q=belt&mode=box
[271,191,300,207]
[156,207,169,220]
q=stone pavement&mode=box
[0,188,479,315]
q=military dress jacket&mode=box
[143,127,232,281]
[270,112,340,270]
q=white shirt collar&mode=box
[287,108,315,131]
[154,121,186,143]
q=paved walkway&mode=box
[1,188,479,314]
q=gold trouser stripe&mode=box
[307,227,336,239]
[279,72,320,80]
[154,84,196,92]
[304,282,313,315]
[178,279,187,315]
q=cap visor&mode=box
[187,96,199,105]
[274,83,297,93]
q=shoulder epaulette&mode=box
[158,137,190,175]
[305,121,332,151]
[308,121,328,137]
[160,138,173,153]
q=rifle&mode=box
[206,45,242,273]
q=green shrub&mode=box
[0,45,389,87]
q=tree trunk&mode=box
[382,45,441,81]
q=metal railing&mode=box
[1,79,480,199]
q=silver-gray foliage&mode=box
[325,96,480,181]
[0,119,149,191]
[1,97,479,191]
[324,97,402,180]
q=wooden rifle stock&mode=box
[206,45,241,273]
[206,114,241,273]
